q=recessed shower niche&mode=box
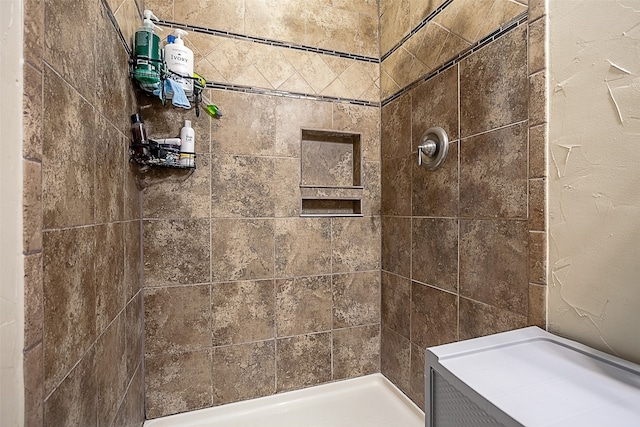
[300,128,363,217]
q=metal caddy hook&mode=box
[417,127,449,171]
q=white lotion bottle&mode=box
[179,120,195,167]
[164,29,194,97]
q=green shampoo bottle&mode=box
[133,10,162,92]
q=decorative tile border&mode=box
[381,0,455,62]
[381,11,528,107]
[207,82,380,108]
[159,20,380,64]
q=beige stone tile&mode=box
[245,44,297,90]
[333,272,380,328]
[213,341,276,405]
[380,326,410,394]
[24,253,43,350]
[95,223,125,334]
[361,80,381,103]
[460,219,529,315]
[529,231,547,285]
[273,157,301,217]
[95,314,127,427]
[298,55,339,94]
[142,155,211,220]
[211,219,274,282]
[22,160,42,254]
[381,92,411,161]
[405,22,449,72]
[358,14,379,57]
[174,0,243,33]
[410,0,446,29]
[144,285,211,356]
[211,154,275,217]
[196,57,228,85]
[274,96,332,158]
[529,178,546,231]
[380,0,410,55]
[382,47,417,90]
[529,71,547,126]
[305,2,361,54]
[24,343,43,427]
[44,347,96,426]
[381,271,410,338]
[320,78,353,99]
[114,0,140,52]
[245,0,306,45]
[331,0,378,17]
[42,67,95,229]
[412,219,459,293]
[212,280,275,346]
[24,0,43,68]
[459,297,527,340]
[210,90,275,156]
[477,0,527,42]
[95,117,125,224]
[363,161,381,217]
[528,283,547,328]
[43,227,96,395]
[411,282,458,349]
[529,124,547,179]
[44,0,98,103]
[205,39,253,84]
[460,26,528,137]
[323,55,354,79]
[143,219,211,286]
[332,217,381,273]
[411,64,459,145]
[381,216,411,278]
[276,275,332,336]
[277,72,316,95]
[276,333,332,392]
[435,31,472,66]
[275,218,332,277]
[144,0,173,20]
[436,0,494,43]
[381,155,411,216]
[333,325,380,380]
[125,292,143,380]
[113,365,144,427]
[412,142,459,217]
[409,343,425,409]
[145,350,213,419]
[381,70,401,100]
[188,32,225,59]
[529,0,546,22]
[23,64,42,160]
[233,64,273,89]
[123,220,142,302]
[333,103,380,162]
[460,123,528,219]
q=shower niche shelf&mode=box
[300,128,363,217]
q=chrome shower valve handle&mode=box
[417,127,449,171]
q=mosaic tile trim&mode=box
[207,82,380,108]
[381,11,528,107]
[159,20,380,64]
[381,0,455,62]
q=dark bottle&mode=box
[130,113,149,159]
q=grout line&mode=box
[381,11,529,107]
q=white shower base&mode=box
[144,373,424,427]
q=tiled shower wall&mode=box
[379,0,547,409]
[22,0,145,425]
[141,0,382,419]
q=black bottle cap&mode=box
[131,113,143,124]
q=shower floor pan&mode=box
[144,373,424,427]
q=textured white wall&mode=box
[0,0,25,425]
[548,0,640,364]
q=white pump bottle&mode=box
[164,29,194,97]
